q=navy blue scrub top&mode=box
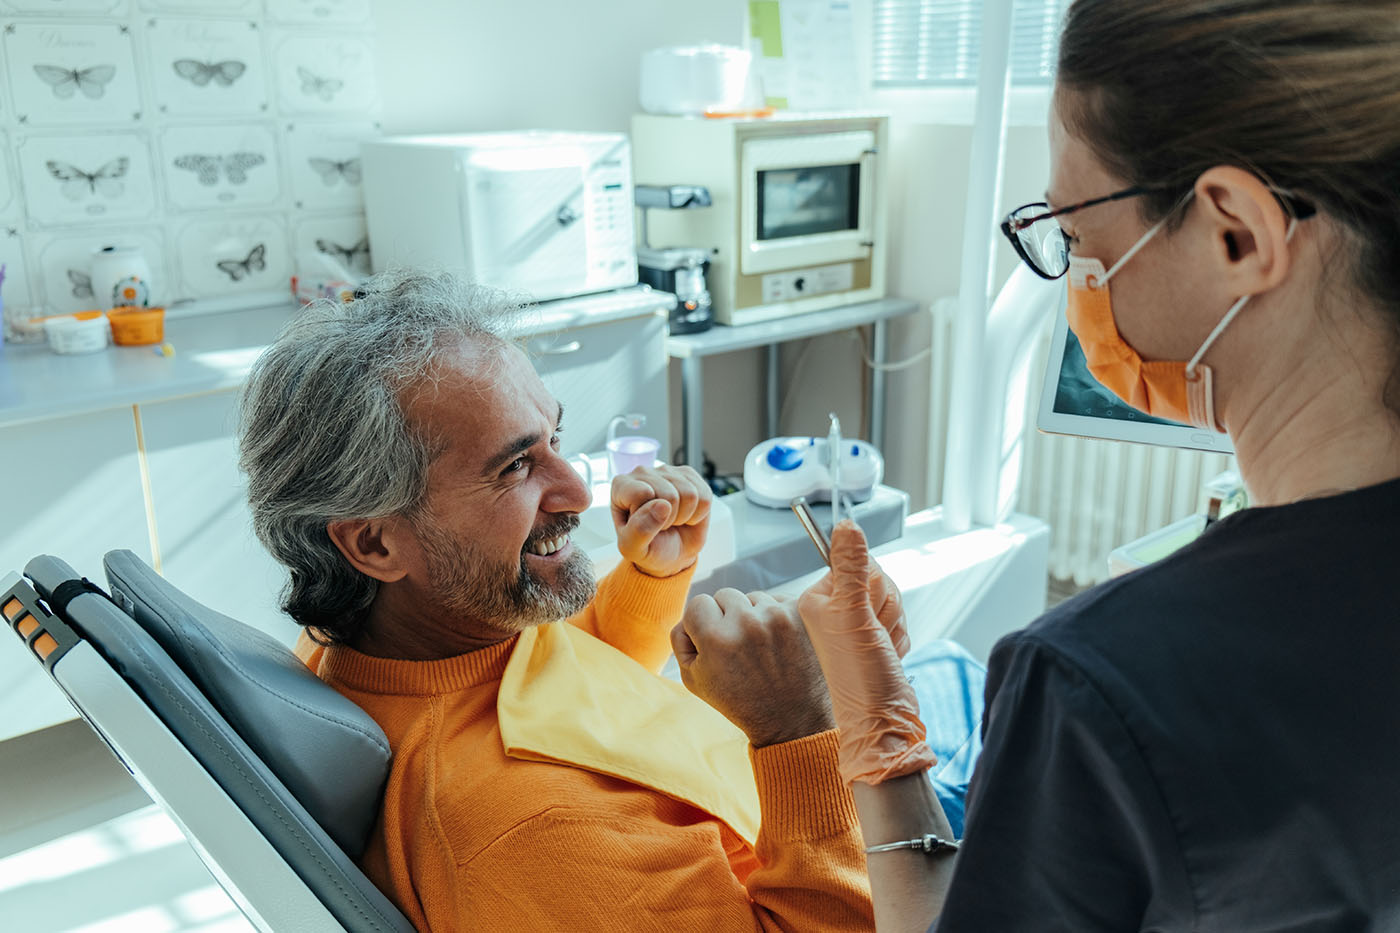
[936,477,1400,932]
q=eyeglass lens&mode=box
[1012,206,1070,278]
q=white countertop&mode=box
[0,287,675,430]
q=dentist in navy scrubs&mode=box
[674,1,1400,930]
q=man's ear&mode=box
[327,517,411,583]
[1194,165,1294,294]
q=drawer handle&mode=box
[537,339,582,356]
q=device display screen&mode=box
[756,164,860,240]
[1052,329,1182,426]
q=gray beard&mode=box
[415,513,597,635]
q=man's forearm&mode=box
[745,730,877,931]
[851,773,956,932]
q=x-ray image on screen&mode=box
[1052,329,1182,427]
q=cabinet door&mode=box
[526,311,669,459]
[0,408,151,740]
[137,391,301,648]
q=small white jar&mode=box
[44,313,110,354]
[89,246,154,311]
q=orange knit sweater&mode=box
[299,562,873,932]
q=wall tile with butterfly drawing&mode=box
[3,22,142,126]
[294,212,368,279]
[272,33,375,116]
[159,122,279,211]
[282,119,375,212]
[175,213,288,298]
[146,17,269,117]
[17,132,156,226]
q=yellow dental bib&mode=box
[497,621,761,846]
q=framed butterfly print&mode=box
[32,227,166,315]
[159,123,280,210]
[174,214,289,298]
[147,18,268,116]
[267,0,370,25]
[294,212,370,278]
[3,22,142,126]
[282,120,376,211]
[17,132,156,226]
[272,34,375,115]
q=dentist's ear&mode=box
[327,517,411,583]
[1194,165,1294,294]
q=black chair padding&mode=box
[22,553,417,933]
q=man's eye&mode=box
[503,457,527,476]
[550,432,562,450]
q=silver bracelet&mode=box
[865,833,960,855]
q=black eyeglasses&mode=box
[1000,186,1158,281]
[1000,185,1317,280]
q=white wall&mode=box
[367,0,1054,509]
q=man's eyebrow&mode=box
[480,402,564,476]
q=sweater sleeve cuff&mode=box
[749,729,860,842]
[598,560,696,626]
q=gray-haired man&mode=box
[237,270,873,931]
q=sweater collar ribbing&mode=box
[318,634,519,696]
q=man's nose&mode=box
[543,451,592,513]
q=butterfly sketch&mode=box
[316,236,370,274]
[172,59,247,87]
[33,64,117,100]
[216,243,267,281]
[296,66,343,102]
[68,269,94,299]
[307,156,361,186]
[173,152,266,186]
[46,158,129,201]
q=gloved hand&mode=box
[797,520,938,786]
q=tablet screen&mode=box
[1036,308,1235,454]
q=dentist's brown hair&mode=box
[1057,0,1400,405]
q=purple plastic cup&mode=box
[607,435,661,477]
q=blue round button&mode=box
[766,444,805,471]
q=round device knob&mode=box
[765,444,805,471]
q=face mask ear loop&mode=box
[1185,216,1300,378]
[1098,189,1197,287]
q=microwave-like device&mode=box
[631,112,888,326]
[361,131,637,302]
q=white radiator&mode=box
[928,297,1232,587]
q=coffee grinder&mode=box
[635,184,714,335]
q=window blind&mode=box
[873,0,1070,88]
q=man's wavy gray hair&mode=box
[237,269,521,645]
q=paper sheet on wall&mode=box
[747,0,860,111]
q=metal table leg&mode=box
[870,319,889,449]
[682,354,703,469]
[766,343,780,438]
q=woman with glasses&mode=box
[678,1,1400,930]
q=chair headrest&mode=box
[102,549,390,858]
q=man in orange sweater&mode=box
[237,271,874,931]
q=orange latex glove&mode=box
[797,520,938,786]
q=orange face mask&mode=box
[1065,195,1296,433]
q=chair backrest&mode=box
[1,552,417,933]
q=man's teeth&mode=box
[528,534,570,556]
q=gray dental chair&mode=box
[1,550,418,933]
